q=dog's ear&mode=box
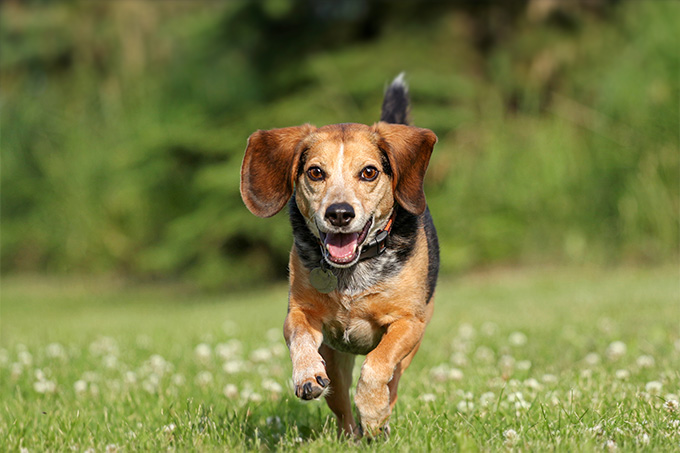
[240,124,315,217]
[372,122,437,215]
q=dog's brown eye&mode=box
[359,166,379,181]
[307,166,325,181]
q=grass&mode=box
[1,266,678,451]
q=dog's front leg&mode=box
[355,317,426,437]
[284,307,330,400]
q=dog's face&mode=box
[240,122,437,267]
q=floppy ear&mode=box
[372,122,437,215]
[240,124,315,217]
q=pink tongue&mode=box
[324,232,359,261]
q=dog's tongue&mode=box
[324,232,359,262]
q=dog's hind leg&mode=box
[319,343,357,437]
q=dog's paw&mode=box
[355,377,391,435]
[294,374,330,400]
[353,423,390,441]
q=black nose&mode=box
[325,203,355,227]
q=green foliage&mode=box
[1,267,678,450]
[1,1,678,288]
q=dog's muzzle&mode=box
[319,218,372,266]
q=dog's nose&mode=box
[325,203,355,227]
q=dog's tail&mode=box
[380,73,410,125]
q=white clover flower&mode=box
[604,439,617,451]
[162,423,176,433]
[606,341,627,361]
[524,378,543,391]
[223,384,238,399]
[503,428,519,446]
[105,444,118,453]
[645,381,663,395]
[103,354,118,369]
[480,392,496,408]
[74,380,88,394]
[250,348,272,363]
[458,323,476,340]
[124,371,137,385]
[451,338,472,353]
[580,369,593,379]
[449,368,464,381]
[148,355,173,375]
[142,375,159,394]
[541,374,558,385]
[474,346,495,364]
[450,351,469,367]
[195,371,213,387]
[584,352,601,366]
[46,343,66,359]
[638,433,650,445]
[18,351,33,367]
[194,343,212,363]
[457,400,474,413]
[509,332,527,347]
[89,337,118,357]
[615,369,630,380]
[419,393,436,402]
[262,379,283,394]
[664,398,678,413]
[498,355,515,373]
[171,374,186,386]
[516,360,532,371]
[430,364,451,382]
[636,355,655,368]
[223,360,245,374]
[248,392,263,402]
[589,424,603,435]
[34,380,54,394]
[507,391,525,403]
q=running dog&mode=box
[240,75,439,438]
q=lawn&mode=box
[1,266,678,451]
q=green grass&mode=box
[1,266,679,451]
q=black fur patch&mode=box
[289,197,438,298]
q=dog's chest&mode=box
[322,306,386,355]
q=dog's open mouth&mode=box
[320,219,372,265]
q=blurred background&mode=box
[1,0,678,291]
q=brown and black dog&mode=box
[240,75,439,438]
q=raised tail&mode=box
[380,73,410,125]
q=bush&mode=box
[1,0,677,288]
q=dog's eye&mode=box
[307,166,325,181]
[359,166,379,181]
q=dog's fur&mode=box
[240,75,439,438]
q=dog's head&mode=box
[240,122,437,267]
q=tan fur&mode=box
[241,121,437,438]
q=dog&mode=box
[240,74,439,438]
